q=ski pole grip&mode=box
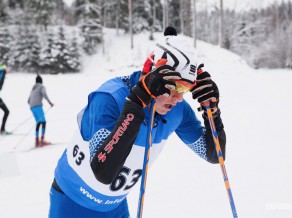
[196,64,211,109]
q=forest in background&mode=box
[0,0,291,74]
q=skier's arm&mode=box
[175,102,225,164]
[90,100,145,184]
[203,110,226,164]
[91,66,182,184]
[41,86,53,106]
[191,65,226,163]
[0,73,4,91]
[0,68,6,91]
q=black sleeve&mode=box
[90,100,145,184]
[203,109,226,164]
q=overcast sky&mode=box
[206,0,289,11]
[63,0,289,10]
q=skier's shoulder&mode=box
[30,83,43,92]
[87,82,124,111]
[33,83,44,88]
[97,75,131,94]
[0,64,7,73]
[92,71,140,101]
[0,68,5,81]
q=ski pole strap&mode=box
[137,100,156,218]
[198,99,218,113]
[203,103,238,218]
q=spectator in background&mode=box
[28,74,54,147]
[0,64,11,135]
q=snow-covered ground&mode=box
[0,29,292,218]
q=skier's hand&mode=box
[128,65,182,107]
[50,102,54,107]
[191,66,219,113]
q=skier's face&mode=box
[155,90,184,115]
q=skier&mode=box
[0,64,11,135]
[49,36,226,218]
[28,74,54,147]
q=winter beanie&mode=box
[36,75,43,84]
[152,36,197,84]
[142,26,178,74]
[164,26,177,36]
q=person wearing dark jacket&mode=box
[0,64,11,135]
[28,74,54,147]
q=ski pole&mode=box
[0,114,33,143]
[13,107,53,150]
[12,122,36,150]
[11,115,33,132]
[137,101,156,218]
[202,102,238,218]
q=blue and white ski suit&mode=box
[51,71,226,217]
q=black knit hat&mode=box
[36,74,42,83]
[164,26,177,36]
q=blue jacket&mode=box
[54,71,222,212]
[0,64,7,91]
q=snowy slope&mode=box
[0,28,292,218]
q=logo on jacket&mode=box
[98,113,134,162]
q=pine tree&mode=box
[40,31,57,73]
[12,25,29,70]
[27,29,41,72]
[26,0,56,31]
[118,0,129,32]
[7,0,25,9]
[132,0,150,33]
[76,0,102,55]
[67,31,81,72]
[0,27,12,65]
[54,25,71,73]
[0,0,9,24]
[168,0,180,33]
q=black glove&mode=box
[191,66,219,113]
[128,65,181,107]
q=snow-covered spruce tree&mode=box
[116,0,129,32]
[132,0,151,33]
[0,26,13,65]
[6,0,25,9]
[76,0,102,55]
[151,0,163,32]
[40,31,58,74]
[53,26,71,74]
[18,25,42,72]
[229,10,268,67]
[12,25,29,71]
[168,0,182,34]
[196,8,219,45]
[26,28,41,72]
[25,0,56,31]
[67,31,81,72]
[0,1,8,23]
[5,1,26,26]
